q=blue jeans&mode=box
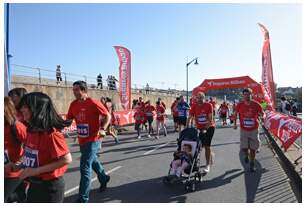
[78,140,108,203]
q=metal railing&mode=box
[10,63,183,96]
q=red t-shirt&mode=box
[236,100,263,131]
[134,111,145,124]
[144,105,155,117]
[156,105,165,121]
[67,97,109,145]
[189,102,215,129]
[219,104,229,114]
[138,101,145,110]
[4,121,27,178]
[209,100,216,110]
[23,129,70,180]
[171,101,179,117]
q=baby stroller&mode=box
[163,127,205,192]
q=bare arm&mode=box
[20,153,72,180]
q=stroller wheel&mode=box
[195,172,201,182]
[191,183,196,191]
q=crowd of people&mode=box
[5,81,292,203]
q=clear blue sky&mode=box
[7,3,302,90]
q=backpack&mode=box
[285,102,291,111]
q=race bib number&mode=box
[243,118,255,128]
[198,114,207,124]
[4,149,9,165]
[157,112,162,117]
[146,112,153,116]
[22,147,39,168]
[77,124,89,138]
[178,110,185,117]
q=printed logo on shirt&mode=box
[77,124,89,138]
[4,149,9,165]
[198,114,207,124]
[22,147,39,168]
[243,118,255,128]
[178,110,185,117]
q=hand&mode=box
[20,167,39,180]
[99,130,106,137]
[5,162,15,173]
[233,125,237,130]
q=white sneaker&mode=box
[155,135,159,139]
[203,165,211,173]
[148,134,151,138]
[137,135,142,139]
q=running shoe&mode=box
[99,175,110,192]
[203,164,211,173]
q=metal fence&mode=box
[10,64,183,96]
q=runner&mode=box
[158,97,166,109]
[218,101,229,126]
[18,92,72,202]
[8,88,28,122]
[4,97,27,203]
[66,81,111,203]
[104,97,119,144]
[187,92,215,173]
[138,97,147,131]
[176,96,190,133]
[171,97,180,132]
[208,97,216,118]
[134,103,145,139]
[144,100,155,138]
[233,88,264,172]
[155,101,167,139]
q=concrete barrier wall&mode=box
[11,81,177,115]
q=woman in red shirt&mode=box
[155,101,167,139]
[4,97,27,203]
[16,92,73,202]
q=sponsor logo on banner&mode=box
[114,46,131,110]
[264,110,302,151]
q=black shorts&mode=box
[178,116,187,126]
[135,123,141,131]
[199,127,215,147]
[146,116,153,124]
[173,116,179,123]
[220,113,227,119]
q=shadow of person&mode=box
[239,150,266,203]
[197,169,244,191]
[64,176,187,203]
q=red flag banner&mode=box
[114,46,131,110]
[258,23,276,109]
[264,110,302,151]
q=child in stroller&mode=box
[163,128,204,191]
[168,144,193,182]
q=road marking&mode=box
[143,141,171,155]
[64,166,122,196]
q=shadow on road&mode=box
[239,150,267,203]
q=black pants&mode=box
[4,177,26,203]
[27,177,65,203]
[199,127,215,147]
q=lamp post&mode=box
[186,57,199,103]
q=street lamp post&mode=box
[186,57,199,103]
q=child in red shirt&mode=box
[134,104,145,139]
[156,101,167,139]
[17,92,72,203]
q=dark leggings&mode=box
[27,177,65,203]
[4,177,26,203]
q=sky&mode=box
[5,3,302,90]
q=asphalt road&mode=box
[63,121,299,203]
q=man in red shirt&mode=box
[209,97,216,118]
[218,101,229,126]
[144,100,155,138]
[171,97,180,132]
[187,92,215,173]
[67,81,111,203]
[233,88,264,172]
[156,101,167,139]
[134,103,146,139]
